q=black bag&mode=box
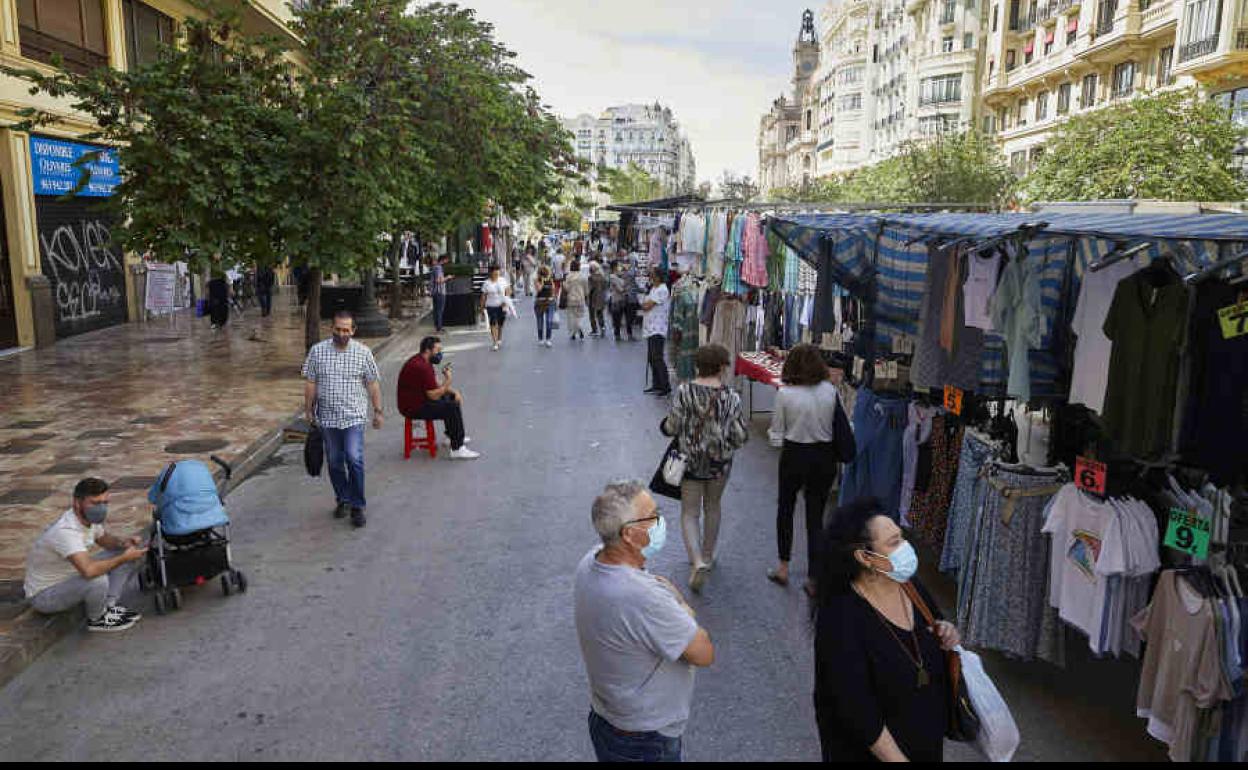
[832,399,857,464]
[648,439,683,501]
[304,425,324,477]
[903,582,981,743]
[558,287,569,310]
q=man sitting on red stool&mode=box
[397,336,481,461]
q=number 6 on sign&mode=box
[943,385,964,415]
[1075,456,1107,497]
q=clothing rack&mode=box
[1087,240,1153,273]
[1183,247,1248,285]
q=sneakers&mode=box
[449,446,481,460]
[108,604,142,622]
[333,502,349,519]
[492,342,500,351]
[88,611,137,633]
[350,508,367,528]
[544,340,553,348]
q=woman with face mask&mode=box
[810,499,962,763]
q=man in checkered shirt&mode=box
[302,310,385,528]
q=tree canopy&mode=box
[1020,87,1248,203]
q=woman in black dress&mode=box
[811,499,962,763]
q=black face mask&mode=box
[430,353,444,365]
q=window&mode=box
[123,0,174,69]
[1006,49,1018,70]
[1037,90,1050,120]
[943,36,955,52]
[1057,81,1072,112]
[16,0,108,73]
[1030,146,1047,167]
[941,0,957,23]
[1009,0,1021,29]
[1010,150,1028,175]
[993,5,1000,31]
[1017,97,1029,126]
[806,110,812,131]
[1025,45,1034,64]
[1112,61,1135,98]
[984,114,996,134]
[1179,0,1221,61]
[967,0,976,7]
[1081,73,1099,108]
[1096,0,1118,35]
[1067,17,1078,44]
[965,33,975,49]
[1158,46,1175,86]
[920,74,963,105]
[840,93,863,111]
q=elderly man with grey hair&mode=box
[574,479,715,763]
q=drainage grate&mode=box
[164,439,230,454]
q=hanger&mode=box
[1139,254,1180,288]
[1183,248,1248,286]
[1089,240,1152,273]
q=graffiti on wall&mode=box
[36,200,128,338]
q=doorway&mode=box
[0,183,18,349]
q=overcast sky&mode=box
[458,0,819,186]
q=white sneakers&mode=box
[492,342,500,351]
[450,446,481,460]
[544,340,553,348]
[441,436,472,448]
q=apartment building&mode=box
[812,0,986,175]
[564,104,697,195]
[982,0,1248,175]
[759,10,822,193]
[0,0,300,349]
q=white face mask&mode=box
[867,542,919,583]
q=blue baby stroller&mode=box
[139,456,247,614]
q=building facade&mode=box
[813,0,986,176]
[564,104,697,194]
[981,0,1248,176]
[0,0,300,350]
[759,10,822,193]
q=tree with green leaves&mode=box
[598,163,667,204]
[717,171,759,203]
[1020,88,1248,203]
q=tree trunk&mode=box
[389,231,404,320]
[304,268,322,352]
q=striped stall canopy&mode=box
[767,210,1248,399]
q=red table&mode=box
[735,352,784,414]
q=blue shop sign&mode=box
[29,136,120,197]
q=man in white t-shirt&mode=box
[24,478,148,632]
[641,267,672,397]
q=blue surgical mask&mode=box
[871,542,918,583]
[641,517,667,560]
[83,504,108,525]
[430,353,444,365]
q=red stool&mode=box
[404,418,438,459]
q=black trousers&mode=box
[408,397,465,450]
[777,441,838,568]
[647,334,670,393]
[590,307,606,335]
[257,290,273,316]
[611,304,636,339]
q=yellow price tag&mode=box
[1217,301,1248,340]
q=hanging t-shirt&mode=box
[1042,485,1116,641]
[1101,271,1190,458]
[1132,570,1234,761]
[963,250,1002,330]
[1068,260,1137,413]
[911,246,984,391]
[1179,280,1248,485]
[989,257,1043,402]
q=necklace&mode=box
[855,583,929,690]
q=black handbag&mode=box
[904,582,981,743]
[832,399,857,464]
[304,425,324,478]
[648,439,683,501]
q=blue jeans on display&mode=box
[838,388,908,519]
[433,292,446,330]
[588,711,682,763]
[322,424,366,509]
[536,303,554,340]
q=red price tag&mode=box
[1075,456,1107,497]
[943,385,964,415]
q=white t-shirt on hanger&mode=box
[1069,260,1136,413]
[963,250,1002,329]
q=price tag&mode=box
[1075,456,1108,497]
[1164,508,1212,559]
[1217,301,1248,340]
[943,385,964,415]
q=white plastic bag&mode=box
[957,646,1019,762]
[552,310,563,330]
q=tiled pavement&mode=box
[0,297,421,683]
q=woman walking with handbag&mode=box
[767,344,850,597]
[661,345,749,594]
[811,498,962,762]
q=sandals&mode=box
[767,569,790,587]
[689,566,710,594]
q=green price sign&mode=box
[1163,508,1211,559]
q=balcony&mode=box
[17,27,109,75]
[1140,0,1174,30]
[1037,0,1080,22]
[1178,33,1220,62]
[1239,29,1248,50]
[1094,0,1119,35]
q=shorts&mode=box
[486,306,506,327]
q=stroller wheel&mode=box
[169,588,183,611]
[154,591,167,616]
[221,574,233,597]
[233,570,248,594]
